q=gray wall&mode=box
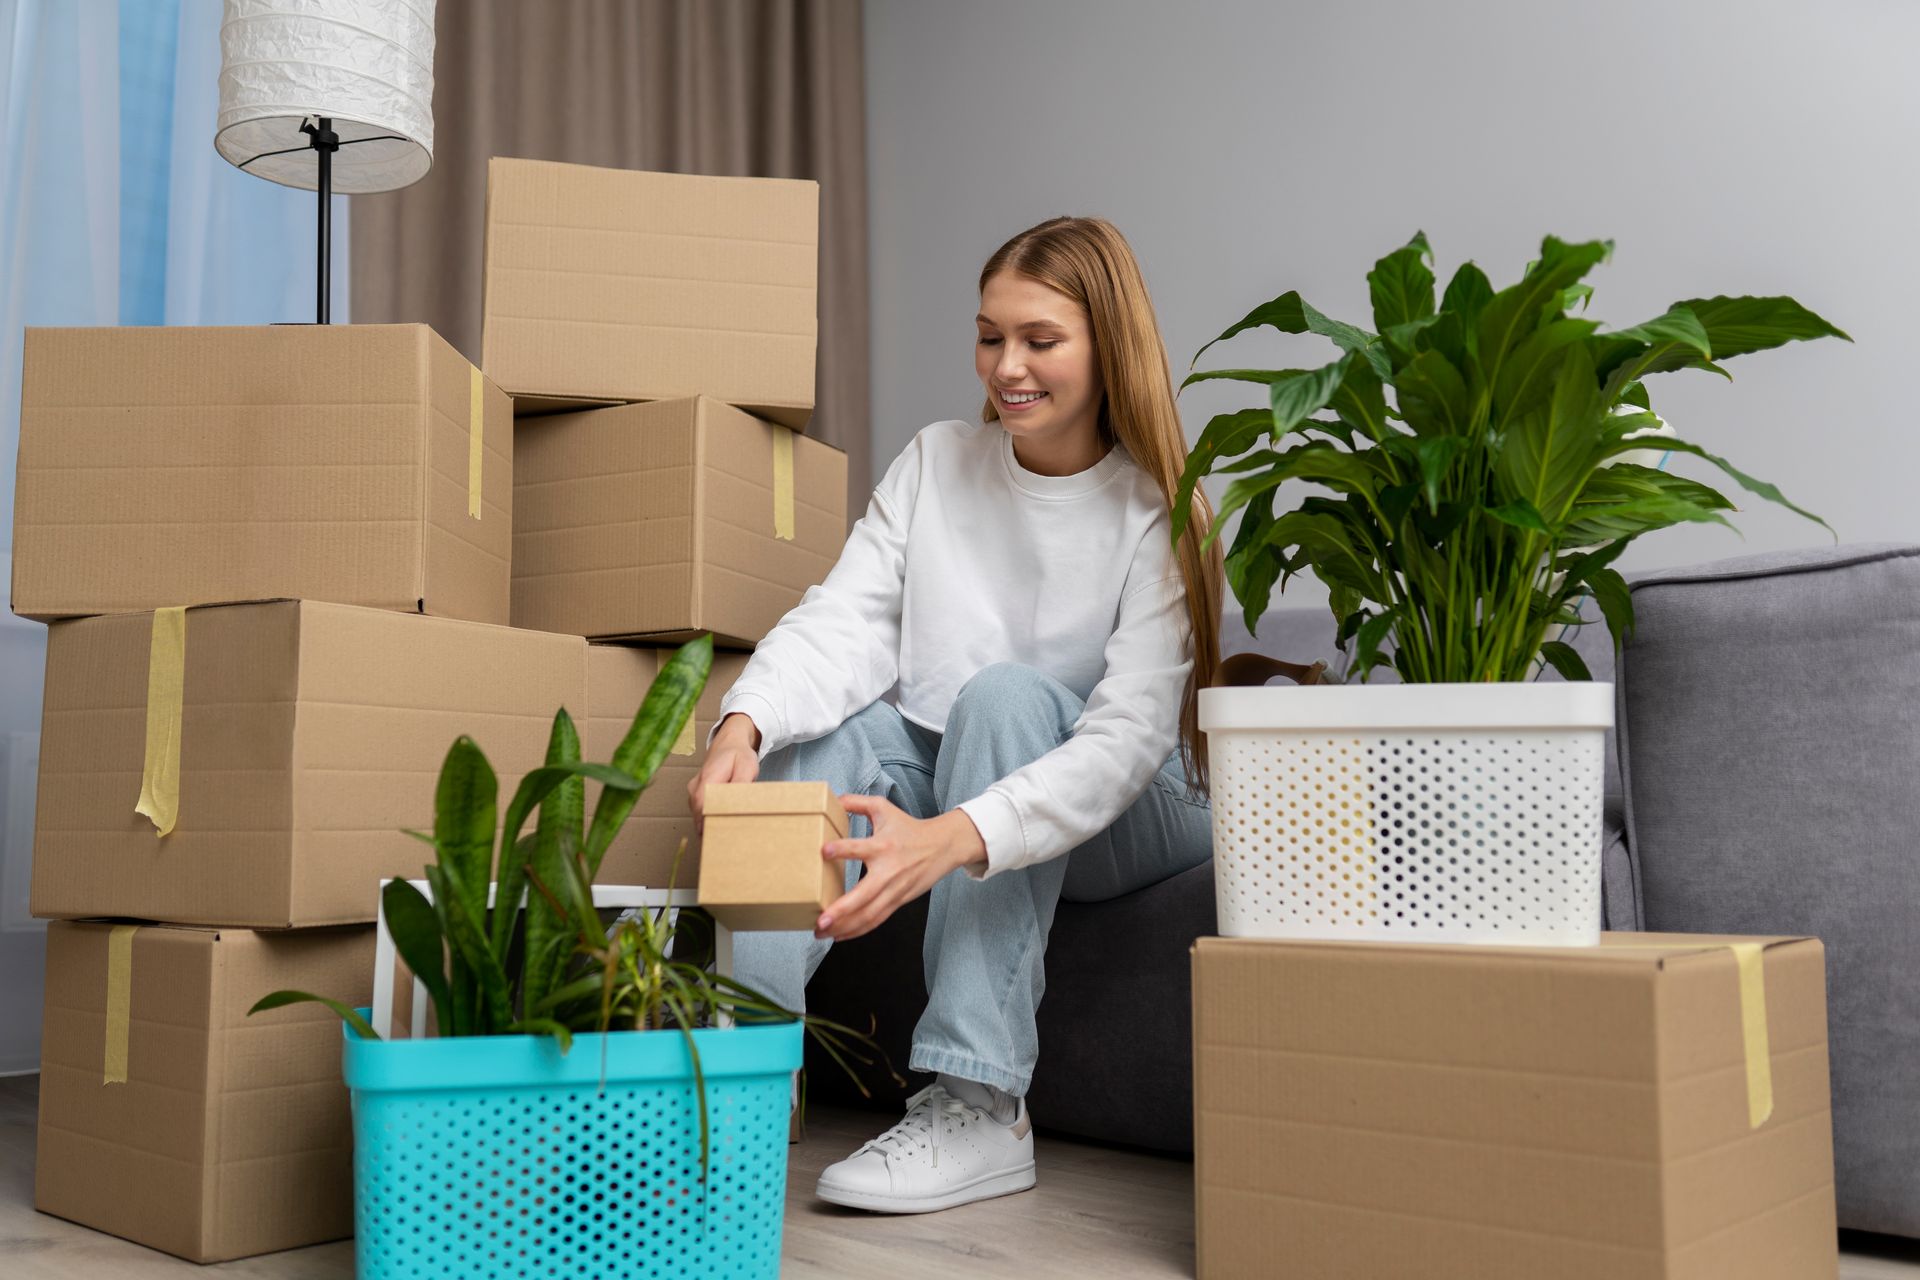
[863,0,1917,610]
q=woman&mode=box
[688,215,1222,1214]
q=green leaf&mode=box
[1585,567,1635,647]
[1577,462,1734,513]
[427,862,513,1035]
[1618,380,1651,410]
[1180,366,1317,390]
[1560,494,1737,546]
[1492,318,1600,421]
[1394,349,1472,438]
[584,636,714,875]
[1189,291,1377,370]
[491,756,637,954]
[1485,499,1549,534]
[1412,437,1466,513]
[433,737,497,945]
[1497,340,1601,521]
[248,990,381,1043]
[1477,237,1612,389]
[1352,610,1398,682]
[1269,356,1355,438]
[1646,438,1833,537]
[1677,295,1851,358]
[1368,232,1435,332]
[1538,640,1593,681]
[521,712,586,1013]
[382,879,453,1036]
[1206,441,1384,552]
[1441,261,1495,336]
[1326,360,1392,446]
[1172,408,1270,540]
[1591,305,1715,387]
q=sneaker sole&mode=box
[815,1161,1038,1214]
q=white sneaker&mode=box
[815,1082,1037,1213]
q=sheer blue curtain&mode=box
[0,0,349,1074]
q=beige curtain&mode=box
[350,0,872,503]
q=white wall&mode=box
[863,0,1918,605]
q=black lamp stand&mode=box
[299,116,340,324]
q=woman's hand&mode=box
[814,794,988,942]
[688,713,762,832]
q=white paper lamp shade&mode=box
[215,0,436,194]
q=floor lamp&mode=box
[213,0,437,324]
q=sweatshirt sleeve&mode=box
[955,520,1194,876]
[712,445,916,759]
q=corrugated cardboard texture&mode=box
[35,921,374,1263]
[698,781,847,931]
[32,600,586,928]
[1191,933,1836,1280]
[11,324,512,624]
[482,157,819,430]
[582,644,749,888]
[512,396,846,645]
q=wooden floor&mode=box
[3,1073,1916,1277]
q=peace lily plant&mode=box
[1173,233,1849,682]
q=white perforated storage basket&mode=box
[1200,683,1613,946]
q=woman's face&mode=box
[975,270,1103,448]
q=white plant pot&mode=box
[1199,682,1614,946]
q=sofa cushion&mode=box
[1618,541,1920,1236]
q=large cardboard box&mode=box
[583,643,750,889]
[513,396,847,645]
[1192,933,1837,1280]
[36,920,374,1263]
[482,157,818,428]
[698,781,846,931]
[11,324,512,624]
[32,601,586,928]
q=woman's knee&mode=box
[949,662,1079,732]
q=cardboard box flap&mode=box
[704,781,847,836]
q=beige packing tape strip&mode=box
[133,606,186,838]
[1611,940,1773,1128]
[103,924,137,1084]
[468,365,484,520]
[772,426,795,541]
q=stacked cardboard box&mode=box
[14,158,847,1261]
[482,156,849,887]
[1191,933,1840,1280]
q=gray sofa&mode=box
[803,542,1919,1237]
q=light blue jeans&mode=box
[730,662,1213,1096]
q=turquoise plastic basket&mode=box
[342,1012,801,1280]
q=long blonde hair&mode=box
[978,217,1224,794]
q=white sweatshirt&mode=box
[715,419,1194,878]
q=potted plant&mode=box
[251,635,894,1278]
[1176,234,1847,944]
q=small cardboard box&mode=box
[583,643,751,889]
[698,781,846,931]
[512,396,847,645]
[482,157,819,429]
[32,600,587,928]
[36,920,374,1263]
[1192,933,1837,1280]
[12,323,511,624]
